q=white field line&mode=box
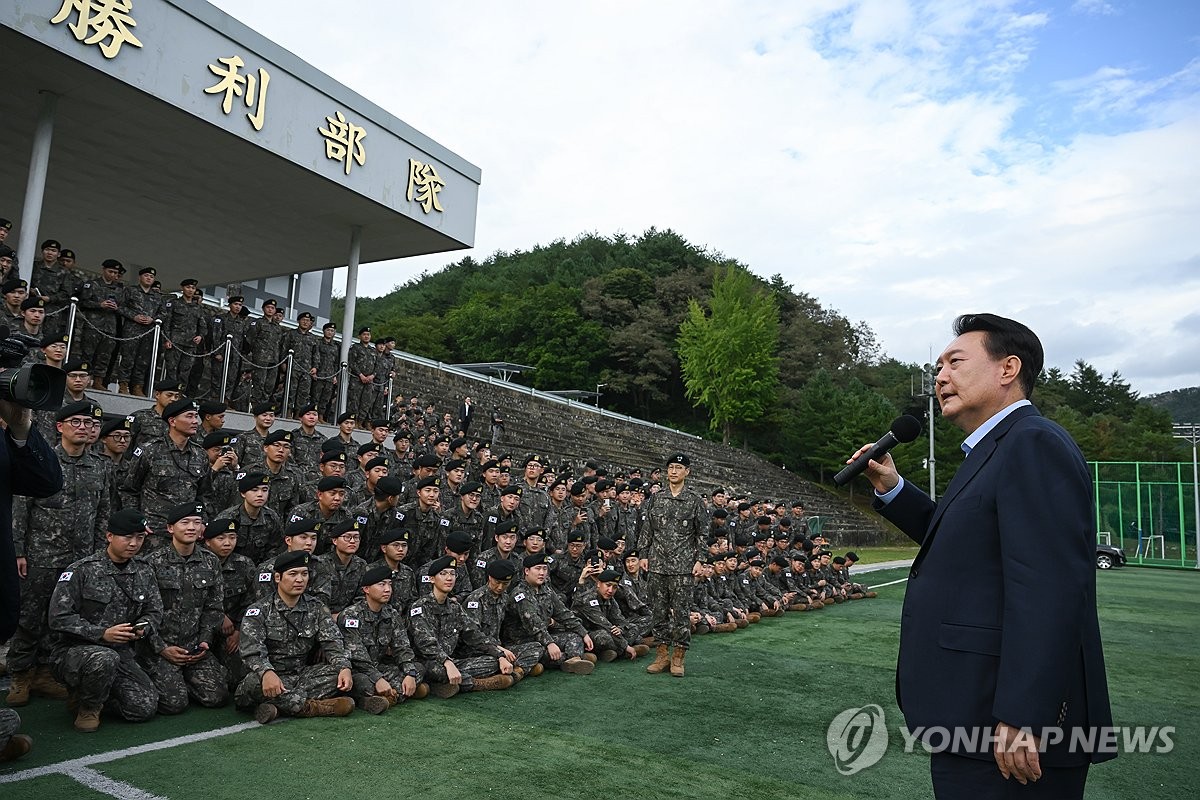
[868,577,910,589]
[62,765,169,800]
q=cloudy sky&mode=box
[210,0,1200,396]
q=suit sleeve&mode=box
[876,480,936,547]
[7,427,63,500]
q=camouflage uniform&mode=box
[480,507,520,552]
[9,445,113,674]
[75,275,124,383]
[346,340,376,421]
[142,545,229,712]
[407,592,506,691]
[288,501,354,554]
[515,482,551,533]
[160,295,207,388]
[440,505,484,557]
[502,580,589,666]
[461,584,543,671]
[395,502,447,568]
[252,554,330,602]
[279,326,317,415]
[546,502,575,554]
[470,547,523,592]
[198,464,240,521]
[370,346,395,420]
[290,427,324,471]
[261,462,308,522]
[615,573,653,641]
[207,309,250,399]
[636,485,705,650]
[217,503,284,565]
[351,499,407,557]
[118,283,161,389]
[213,549,258,685]
[311,552,369,614]
[371,558,419,614]
[30,261,84,336]
[417,556,476,600]
[550,551,586,602]
[235,592,350,714]
[47,552,163,720]
[245,316,285,405]
[572,583,633,657]
[0,708,21,754]
[312,335,341,419]
[339,597,425,702]
[121,437,208,544]
[128,406,169,451]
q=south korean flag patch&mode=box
[466,601,479,609]
[513,592,526,603]
[343,618,359,628]
[410,606,423,617]
[421,575,431,583]
[588,598,600,607]
[245,608,261,617]
[475,559,487,569]
[258,572,272,582]
[58,571,73,582]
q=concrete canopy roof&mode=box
[1,2,479,288]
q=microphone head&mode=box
[890,415,922,444]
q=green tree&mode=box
[677,266,780,444]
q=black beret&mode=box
[1,278,27,294]
[296,403,317,416]
[321,437,347,453]
[521,527,546,540]
[594,479,613,492]
[845,551,859,561]
[444,458,466,472]
[778,517,792,528]
[624,549,639,559]
[364,456,388,471]
[356,326,370,335]
[108,508,148,536]
[493,519,519,536]
[567,531,587,544]
[336,412,356,424]
[274,551,310,573]
[416,476,440,490]
[737,502,752,512]
[378,529,410,545]
[449,437,468,451]
[357,442,382,456]
[458,481,483,496]
[596,567,621,582]
[414,454,441,469]
[522,553,548,569]
[427,555,458,576]
[374,476,404,497]
[485,560,517,580]
[667,453,690,466]
[55,399,103,422]
[832,556,847,565]
[297,311,315,321]
[166,503,206,525]
[23,297,46,312]
[581,475,598,486]
[204,518,238,540]
[317,476,347,492]
[99,415,134,437]
[198,401,226,417]
[251,401,276,416]
[284,518,320,537]
[479,459,500,471]
[138,266,156,276]
[499,486,522,497]
[320,451,347,465]
[569,481,586,497]
[360,565,392,586]
[521,454,544,468]
[202,430,235,449]
[711,508,729,519]
[330,519,362,537]
[237,471,270,492]
[261,298,278,310]
[445,530,473,554]
[756,516,772,525]
[162,398,199,421]
[61,358,89,373]
[597,536,617,550]
[771,555,790,567]
[748,558,765,568]
[264,430,292,446]
[155,377,186,394]
[322,322,336,331]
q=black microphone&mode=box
[834,415,922,486]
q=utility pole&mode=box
[1172,423,1200,570]
[913,362,937,500]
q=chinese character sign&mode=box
[318,111,367,175]
[407,159,446,213]
[51,0,143,59]
[204,55,271,131]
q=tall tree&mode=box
[677,266,780,444]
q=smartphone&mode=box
[186,645,206,656]
[133,621,150,635]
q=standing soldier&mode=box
[30,238,83,337]
[280,311,318,417]
[121,399,209,547]
[141,503,229,713]
[340,565,429,713]
[7,401,111,707]
[128,378,184,451]
[290,404,323,470]
[118,266,160,396]
[246,298,284,407]
[313,321,340,422]
[637,453,706,678]
[372,336,396,421]
[235,551,354,724]
[74,259,124,391]
[160,279,207,391]
[205,296,250,402]
[346,327,375,423]
[47,509,163,732]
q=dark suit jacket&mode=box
[0,425,64,643]
[457,402,473,432]
[877,405,1114,765]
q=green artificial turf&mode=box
[2,568,1196,799]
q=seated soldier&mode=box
[203,517,257,687]
[310,517,370,615]
[841,551,877,598]
[502,553,595,675]
[469,518,522,589]
[235,551,354,723]
[47,509,163,732]
[0,708,32,763]
[141,503,229,714]
[786,553,822,611]
[461,560,545,681]
[419,530,476,600]
[765,555,805,611]
[340,565,429,714]
[407,556,517,699]
[693,558,738,633]
[571,567,651,662]
[615,549,654,642]
[710,553,751,627]
[745,557,785,616]
[220,471,282,566]
[290,476,353,553]
[549,530,588,601]
[725,553,763,623]
[371,528,418,612]
[253,518,329,601]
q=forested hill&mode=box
[1145,387,1200,423]
[336,229,1181,494]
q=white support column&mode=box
[17,91,59,282]
[337,226,362,416]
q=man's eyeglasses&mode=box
[64,418,99,429]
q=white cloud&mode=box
[1071,0,1119,16]
[210,0,1200,394]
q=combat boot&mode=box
[357,696,389,715]
[734,617,748,628]
[5,670,33,707]
[431,682,460,699]
[0,733,32,763]
[748,613,761,623]
[599,649,619,663]
[581,652,597,664]
[631,644,650,658]
[131,384,145,397]
[74,707,102,733]
[297,697,353,717]
[713,622,738,633]
[669,647,687,678]
[92,378,107,391]
[470,675,514,692]
[254,703,279,724]
[511,667,526,683]
[561,656,594,675]
[865,591,878,598]
[529,663,545,677]
[32,666,69,699]
[645,644,671,674]
[118,381,130,395]
[413,682,430,699]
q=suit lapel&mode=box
[916,405,1040,562]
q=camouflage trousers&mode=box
[234,663,344,715]
[0,708,19,752]
[7,564,66,673]
[648,572,693,650]
[421,655,502,691]
[250,365,281,406]
[459,641,544,672]
[622,613,652,642]
[284,370,313,417]
[349,663,428,701]
[117,324,157,386]
[312,378,337,420]
[144,652,230,714]
[52,645,158,720]
[586,627,632,658]
[539,631,586,668]
[80,321,120,381]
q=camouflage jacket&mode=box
[339,598,423,684]
[245,316,284,365]
[121,437,208,531]
[369,559,418,613]
[502,580,587,647]
[280,328,318,369]
[75,277,124,331]
[290,427,324,470]
[13,445,112,563]
[407,593,503,664]
[461,584,512,643]
[217,551,259,619]
[121,285,161,327]
[636,485,705,575]
[311,552,369,613]
[143,544,224,652]
[571,583,630,649]
[239,592,349,677]
[160,296,207,347]
[217,502,284,565]
[470,547,523,592]
[395,502,447,567]
[48,552,163,651]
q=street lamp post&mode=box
[595,383,607,408]
[1172,423,1200,570]
[914,364,937,501]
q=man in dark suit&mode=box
[851,314,1114,799]
[457,396,474,435]
[1,399,65,642]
